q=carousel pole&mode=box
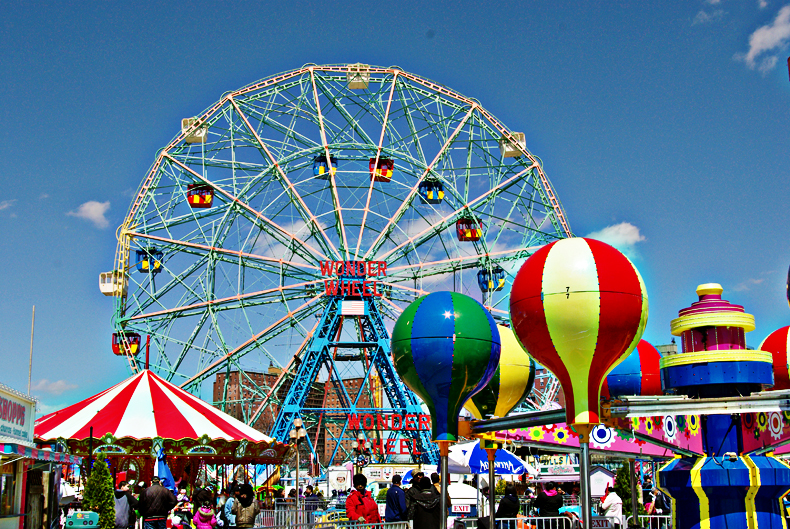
[88,426,93,477]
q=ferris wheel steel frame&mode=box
[106,64,572,469]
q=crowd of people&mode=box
[347,470,450,529]
[109,478,263,529]
[78,468,671,529]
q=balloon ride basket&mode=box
[659,453,790,529]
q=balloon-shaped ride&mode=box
[465,325,536,420]
[509,237,648,431]
[391,291,501,442]
[601,339,662,399]
[761,326,790,391]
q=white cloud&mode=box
[738,5,790,73]
[67,200,111,228]
[30,379,78,395]
[706,0,722,4]
[0,199,17,211]
[733,278,765,291]
[760,0,769,8]
[585,222,646,256]
[39,193,49,200]
[693,9,725,25]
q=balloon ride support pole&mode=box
[629,458,639,520]
[579,442,592,528]
[438,441,451,529]
[575,425,594,529]
[485,447,496,529]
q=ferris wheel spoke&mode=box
[127,231,318,277]
[309,68,350,259]
[354,73,399,260]
[165,153,329,262]
[181,294,325,389]
[128,281,322,322]
[379,165,533,264]
[167,310,212,377]
[247,318,319,425]
[362,104,477,261]
[313,74,378,146]
[386,244,546,280]
[122,252,213,320]
[228,97,341,260]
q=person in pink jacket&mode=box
[192,501,218,529]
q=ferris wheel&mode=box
[99,64,571,465]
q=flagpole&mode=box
[28,305,35,394]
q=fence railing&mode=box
[451,516,576,529]
[256,508,314,527]
[625,514,672,528]
[256,520,411,529]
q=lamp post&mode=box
[351,432,370,476]
[289,418,306,524]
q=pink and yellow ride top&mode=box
[661,283,773,397]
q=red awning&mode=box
[1,443,82,464]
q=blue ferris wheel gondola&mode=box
[136,248,163,275]
[313,154,338,180]
[477,266,506,292]
[418,180,444,204]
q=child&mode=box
[193,501,218,529]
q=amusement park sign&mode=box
[321,260,387,297]
[347,413,431,455]
[0,384,35,445]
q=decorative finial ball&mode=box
[392,291,500,441]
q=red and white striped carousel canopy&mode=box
[35,370,272,443]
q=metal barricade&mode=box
[256,521,411,529]
[624,514,671,528]
[452,516,575,529]
[255,508,312,527]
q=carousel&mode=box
[34,370,291,485]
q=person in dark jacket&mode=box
[405,471,425,517]
[532,481,563,517]
[494,483,520,529]
[191,480,214,516]
[140,477,177,529]
[114,481,139,529]
[411,477,441,529]
[384,474,407,522]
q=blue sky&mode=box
[1,0,788,415]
